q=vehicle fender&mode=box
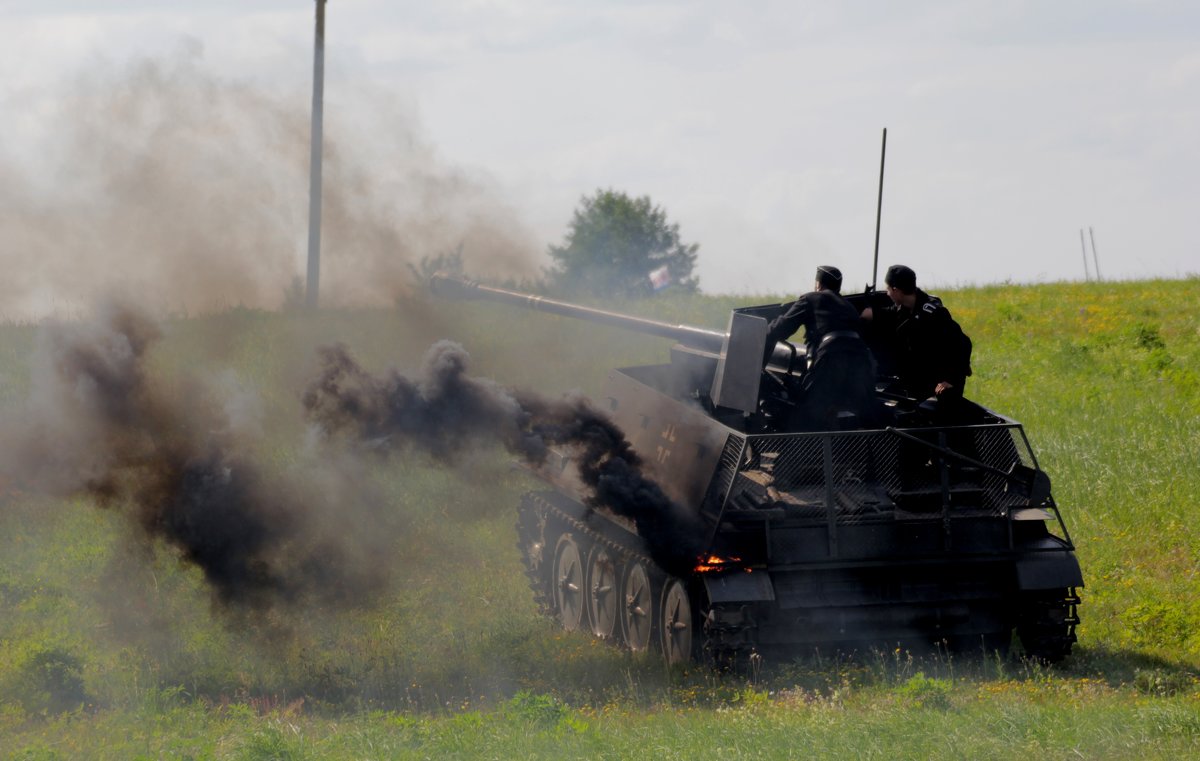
[1015,550,1084,590]
[702,571,775,604]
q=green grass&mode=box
[1,278,1199,758]
[3,678,1199,759]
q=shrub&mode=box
[5,645,90,716]
[897,672,952,711]
[504,690,567,726]
[236,725,309,761]
[1134,668,1197,697]
[1132,322,1166,351]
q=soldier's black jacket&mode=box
[872,288,972,399]
[761,289,863,366]
[761,289,876,428]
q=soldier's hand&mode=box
[935,381,954,395]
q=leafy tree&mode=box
[547,189,699,298]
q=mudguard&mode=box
[1015,550,1084,590]
[703,572,775,604]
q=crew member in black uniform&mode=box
[762,265,876,429]
[862,264,972,412]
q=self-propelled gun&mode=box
[430,275,1082,665]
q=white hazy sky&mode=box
[3,0,1198,296]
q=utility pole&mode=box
[1088,226,1102,281]
[305,0,328,309]
[1079,228,1091,281]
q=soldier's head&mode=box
[814,265,843,294]
[884,264,917,304]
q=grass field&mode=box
[1,278,1198,759]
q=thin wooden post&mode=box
[1088,226,1102,281]
[305,0,328,309]
[1079,228,1090,281]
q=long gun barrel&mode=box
[429,274,806,377]
[430,274,730,354]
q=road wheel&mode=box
[660,577,694,665]
[553,534,586,632]
[621,560,653,652]
[587,545,619,640]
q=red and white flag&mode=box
[648,265,671,291]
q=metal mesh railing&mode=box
[700,434,747,521]
[718,424,1037,524]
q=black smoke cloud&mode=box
[0,302,703,614]
[303,340,707,572]
[2,302,390,611]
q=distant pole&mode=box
[1079,228,1091,281]
[870,127,887,291]
[1088,226,1102,281]
[305,0,328,309]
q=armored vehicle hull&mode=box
[433,276,1082,664]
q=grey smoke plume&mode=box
[0,48,539,320]
[3,302,390,610]
[303,340,707,572]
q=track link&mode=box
[1016,587,1081,663]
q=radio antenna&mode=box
[870,127,887,292]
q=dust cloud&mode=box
[0,48,540,321]
[0,302,397,611]
[0,50,692,636]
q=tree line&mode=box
[412,189,699,299]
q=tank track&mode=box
[1015,587,1081,663]
[516,490,743,662]
[699,603,763,671]
[515,494,554,614]
[516,490,657,614]
[518,491,656,575]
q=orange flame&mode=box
[693,554,746,573]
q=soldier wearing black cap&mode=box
[862,264,972,406]
[761,265,876,429]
